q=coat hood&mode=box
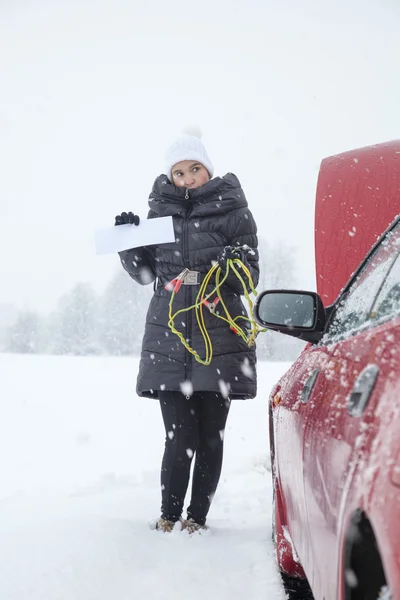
[148,173,248,218]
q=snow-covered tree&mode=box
[98,270,152,355]
[256,238,306,361]
[0,303,18,352]
[5,310,42,354]
[51,282,100,355]
[257,237,297,291]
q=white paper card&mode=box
[94,216,175,255]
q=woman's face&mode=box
[171,161,210,189]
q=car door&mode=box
[301,221,400,600]
[274,340,333,571]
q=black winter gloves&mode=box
[115,212,140,226]
[217,246,244,270]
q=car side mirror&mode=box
[254,290,326,344]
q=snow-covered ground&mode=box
[0,354,291,600]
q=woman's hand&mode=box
[115,212,140,226]
[217,246,244,270]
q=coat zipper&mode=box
[183,188,193,384]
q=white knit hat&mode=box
[164,128,214,181]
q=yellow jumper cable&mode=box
[166,256,266,366]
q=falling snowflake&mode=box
[345,569,358,588]
[241,358,253,378]
[218,379,231,399]
[348,226,357,237]
[186,448,193,458]
[142,266,155,284]
[180,380,194,397]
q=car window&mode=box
[323,223,400,341]
[371,250,400,322]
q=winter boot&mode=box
[155,517,176,532]
[182,518,208,534]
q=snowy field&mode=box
[0,354,291,600]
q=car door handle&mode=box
[301,369,319,403]
[348,364,379,417]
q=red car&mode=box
[255,141,400,600]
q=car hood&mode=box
[315,140,400,306]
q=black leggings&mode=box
[159,391,231,526]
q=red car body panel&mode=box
[334,316,400,598]
[300,331,377,600]
[315,139,400,306]
[271,140,400,600]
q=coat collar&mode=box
[148,173,248,217]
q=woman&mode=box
[116,132,259,533]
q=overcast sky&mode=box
[1,0,400,313]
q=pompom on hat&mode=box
[164,127,214,181]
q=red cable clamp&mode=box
[202,298,220,314]
[165,268,190,293]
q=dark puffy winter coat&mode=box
[119,173,259,400]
